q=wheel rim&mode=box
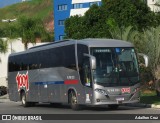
[71,93,77,105]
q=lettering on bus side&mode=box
[16,71,29,92]
[121,87,130,93]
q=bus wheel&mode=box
[21,92,30,107]
[108,104,119,109]
[69,91,81,110]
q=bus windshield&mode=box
[90,47,139,87]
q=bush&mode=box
[139,66,155,90]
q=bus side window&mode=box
[82,58,92,87]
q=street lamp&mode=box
[1,18,17,53]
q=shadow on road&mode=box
[26,103,146,112]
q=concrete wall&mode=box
[147,0,160,12]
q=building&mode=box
[54,0,102,41]
[54,0,160,41]
[0,38,47,87]
[147,0,160,12]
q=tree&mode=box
[102,0,156,31]
[0,38,8,53]
[65,4,110,39]
[0,28,5,37]
[107,18,137,41]
[17,16,51,49]
[83,4,110,38]
[142,26,160,80]
[108,23,145,53]
[65,15,86,39]
[109,26,136,41]
[65,0,157,39]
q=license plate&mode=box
[116,97,124,101]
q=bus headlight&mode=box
[95,89,108,95]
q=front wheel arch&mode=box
[68,89,81,110]
[68,88,77,103]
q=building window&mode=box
[58,4,67,11]
[59,35,65,40]
[58,20,65,26]
[89,2,100,7]
[73,3,83,9]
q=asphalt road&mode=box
[0,101,159,123]
[0,101,159,114]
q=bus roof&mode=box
[9,38,133,56]
[78,38,133,47]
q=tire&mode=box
[21,92,31,107]
[50,103,62,107]
[69,91,81,110]
[108,104,119,109]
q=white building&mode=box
[147,0,160,12]
[54,0,102,41]
[0,38,47,87]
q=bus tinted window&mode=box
[9,45,76,72]
[77,44,89,86]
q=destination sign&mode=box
[94,49,111,53]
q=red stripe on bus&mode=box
[64,80,78,84]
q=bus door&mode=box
[82,57,93,104]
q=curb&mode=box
[0,94,10,103]
[151,104,160,109]
[0,99,10,103]
[125,103,151,108]
[125,103,160,109]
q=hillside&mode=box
[0,0,54,32]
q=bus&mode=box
[8,39,148,110]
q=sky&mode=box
[0,0,23,8]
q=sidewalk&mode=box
[0,94,10,103]
[125,103,160,109]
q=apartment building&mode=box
[54,0,102,41]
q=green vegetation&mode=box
[0,0,54,49]
[0,39,8,53]
[0,0,53,23]
[17,16,52,49]
[65,0,160,84]
[140,90,160,105]
[65,0,157,39]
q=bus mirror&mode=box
[138,53,149,67]
[83,53,96,70]
[90,56,96,70]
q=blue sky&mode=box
[0,0,22,8]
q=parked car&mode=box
[0,86,7,96]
